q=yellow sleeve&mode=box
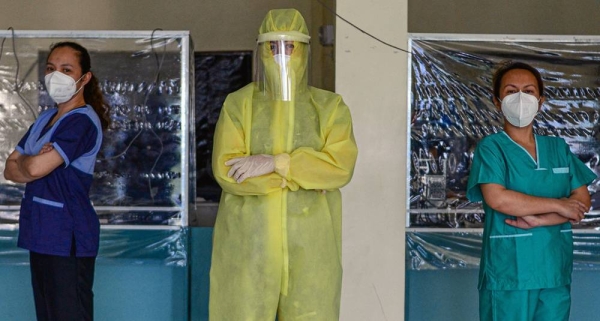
[212,91,287,196]
[279,98,358,191]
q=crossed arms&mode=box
[481,183,591,229]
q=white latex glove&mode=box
[225,154,275,183]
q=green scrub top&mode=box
[467,132,596,291]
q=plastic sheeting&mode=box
[194,52,252,203]
[407,34,600,272]
[407,231,600,271]
[408,34,600,227]
[0,32,196,321]
[0,226,188,267]
[407,231,482,270]
[0,30,193,226]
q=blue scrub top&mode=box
[467,132,596,291]
[16,105,102,257]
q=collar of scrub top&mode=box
[501,131,546,171]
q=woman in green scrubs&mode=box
[467,61,596,321]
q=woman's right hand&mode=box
[505,216,540,229]
[556,198,589,222]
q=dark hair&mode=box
[492,61,544,100]
[48,41,111,130]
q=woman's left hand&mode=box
[38,143,54,155]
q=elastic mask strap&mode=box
[73,73,87,96]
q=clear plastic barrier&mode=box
[0,30,193,227]
[408,34,600,229]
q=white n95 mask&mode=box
[500,91,540,127]
[44,71,85,104]
[273,53,291,67]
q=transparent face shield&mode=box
[255,32,310,101]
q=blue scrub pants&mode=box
[479,285,571,321]
[30,251,96,321]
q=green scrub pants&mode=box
[479,285,570,321]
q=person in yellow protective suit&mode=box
[209,8,358,321]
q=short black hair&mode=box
[492,61,544,100]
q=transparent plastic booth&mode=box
[0,30,194,320]
[406,34,600,321]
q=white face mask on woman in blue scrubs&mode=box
[44,71,85,104]
[499,91,541,127]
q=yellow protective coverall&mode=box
[209,9,358,321]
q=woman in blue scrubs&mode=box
[467,61,596,321]
[3,42,111,321]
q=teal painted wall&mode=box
[190,228,213,321]
[406,269,600,321]
[0,227,213,321]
